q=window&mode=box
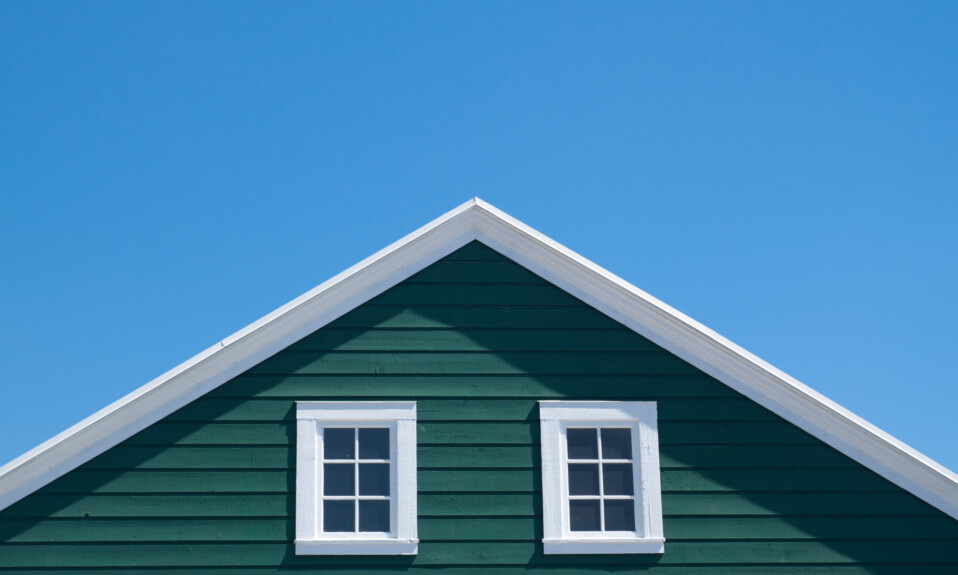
[539,401,664,554]
[295,402,418,555]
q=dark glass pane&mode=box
[323,463,355,496]
[359,428,390,460]
[359,463,390,496]
[324,428,355,459]
[604,500,636,531]
[601,428,633,460]
[324,500,355,532]
[568,463,600,495]
[567,428,598,459]
[602,463,634,495]
[569,499,601,531]
[359,500,390,532]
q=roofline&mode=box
[1,198,956,519]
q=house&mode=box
[1,198,957,572]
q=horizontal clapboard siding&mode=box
[28,468,905,494]
[2,241,956,573]
[206,374,744,398]
[6,516,958,543]
[168,395,771,419]
[288,328,665,352]
[118,421,818,446]
[3,492,944,520]
[2,541,958,566]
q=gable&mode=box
[0,198,955,532]
[2,242,957,570]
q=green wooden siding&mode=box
[1,240,956,574]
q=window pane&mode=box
[359,428,390,460]
[568,463,600,495]
[604,500,636,531]
[324,428,355,459]
[601,428,632,460]
[569,499,601,531]
[567,428,598,459]
[359,500,390,532]
[324,500,355,532]
[323,463,355,496]
[359,463,390,496]
[602,463,634,495]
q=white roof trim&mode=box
[1,198,957,520]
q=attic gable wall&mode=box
[1,241,956,572]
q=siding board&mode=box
[249,351,703,376]
[168,396,773,422]
[41,470,291,494]
[367,284,584,306]
[204,375,743,399]
[37,469,899,496]
[405,260,544,283]
[325,306,623,329]
[170,397,774,424]
[127,420,812,446]
[287,328,662,352]
[2,540,956,567]
[5,516,958,544]
[6,491,939,520]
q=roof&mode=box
[1,198,957,519]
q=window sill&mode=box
[543,537,665,555]
[295,539,419,555]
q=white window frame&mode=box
[539,401,664,554]
[295,402,418,555]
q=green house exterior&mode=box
[2,202,957,573]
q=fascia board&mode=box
[469,199,958,521]
[1,197,956,522]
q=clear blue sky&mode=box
[2,2,956,473]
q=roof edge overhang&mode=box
[1,198,957,520]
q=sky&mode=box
[1,2,956,476]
